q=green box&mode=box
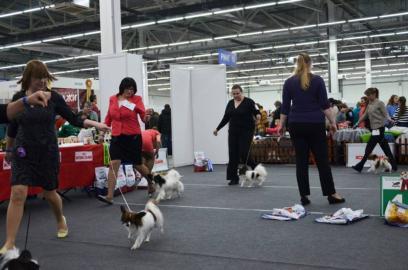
[381,175,408,216]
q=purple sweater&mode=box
[281,74,330,123]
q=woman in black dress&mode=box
[0,60,109,254]
[213,84,261,185]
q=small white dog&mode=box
[120,200,164,250]
[153,169,184,202]
[367,154,392,174]
[240,164,268,187]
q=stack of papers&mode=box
[261,204,306,221]
[315,208,369,225]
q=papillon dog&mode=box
[239,164,268,187]
[120,200,164,250]
[0,248,39,270]
[367,154,392,174]
[152,169,184,202]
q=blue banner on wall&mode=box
[218,49,237,67]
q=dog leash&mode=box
[105,148,132,212]
[244,127,257,167]
[24,206,31,250]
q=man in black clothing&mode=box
[158,104,172,155]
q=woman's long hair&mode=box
[364,87,379,99]
[293,53,312,90]
[388,95,398,106]
[398,96,406,118]
[17,60,56,91]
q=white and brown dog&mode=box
[367,154,392,174]
[120,200,164,250]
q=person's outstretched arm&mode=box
[213,102,231,136]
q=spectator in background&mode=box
[358,96,369,128]
[336,104,347,123]
[142,128,161,173]
[387,94,399,118]
[326,98,340,129]
[158,104,172,156]
[145,108,159,129]
[79,102,98,122]
[352,102,361,126]
[256,104,269,135]
[270,101,282,128]
[392,96,408,127]
[90,94,100,121]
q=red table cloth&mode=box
[0,144,103,202]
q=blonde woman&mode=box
[279,53,345,206]
[1,60,109,254]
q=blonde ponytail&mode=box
[293,53,312,90]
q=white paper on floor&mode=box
[315,208,369,225]
[261,204,306,221]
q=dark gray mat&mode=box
[0,165,407,270]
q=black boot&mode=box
[328,195,346,204]
[300,196,311,206]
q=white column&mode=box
[328,37,339,95]
[327,1,339,97]
[99,0,122,54]
[365,50,372,88]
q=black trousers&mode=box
[354,127,396,170]
[289,123,336,197]
[227,129,256,181]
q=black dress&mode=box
[7,91,84,191]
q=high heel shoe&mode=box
[351,165,362,173]
[57,216,69,239]
[300,196,310,206]
[0,246,16,255]
[328,195,346,204]
[228,180,239,186]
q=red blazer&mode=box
[105,95,146,136]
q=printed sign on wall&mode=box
[75,151,93,162]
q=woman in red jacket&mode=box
[97,77,154,204]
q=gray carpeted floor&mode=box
[1,165,407,270]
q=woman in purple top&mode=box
[279,53,345,206]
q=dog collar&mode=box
[147,210,157,222]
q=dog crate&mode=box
[252,136,335,165]
[250,137,296,164]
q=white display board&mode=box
[98,53,146,123]
[346,143,396,167]
[170,66,194,167]
[171,65,228,167]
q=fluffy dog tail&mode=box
[254,164,267,178]
[178,181,184,195]
[146,200,164,233]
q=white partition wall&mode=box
[171,65,228,167]
[170,67,194,167]
[98,53,146,121]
